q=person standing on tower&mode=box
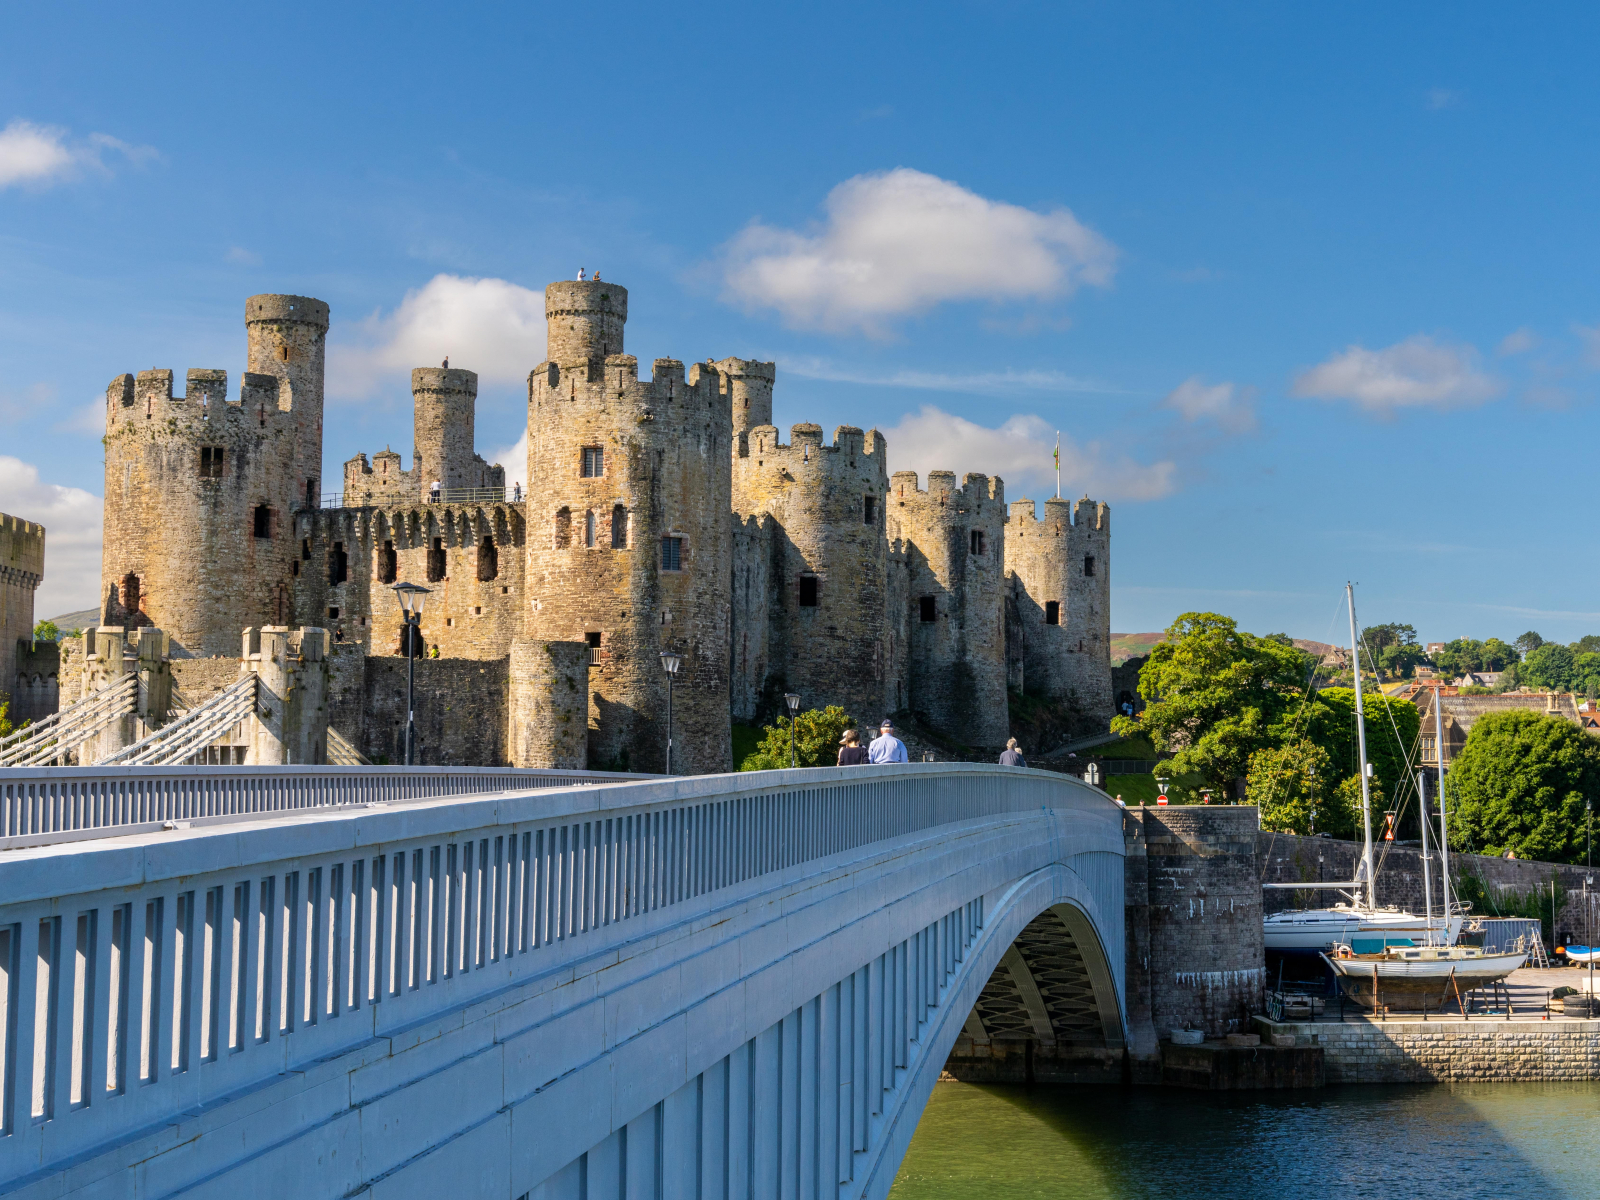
[430,479,441,503]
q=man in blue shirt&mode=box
[868,719,908,764]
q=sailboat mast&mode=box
[1418,769,1433,942]
[1435,692,1453,914]
[1348,583,1377,911]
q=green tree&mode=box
[1113,612,1312,794]
[1514,630,1544,658]
[1448,709,1600,863]
[1520,643,1577,691]
[1247,738,1344,835]
[1571,635,1600,655]
[0,694,13,739]
[1304,688,1420,824]
[1481,638,1517,671]
[31,619,61,644]
[740,706,858,770]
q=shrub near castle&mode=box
[739,706,857,770]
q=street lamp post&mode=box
[390,581,431,766]
[784,693,801,768]
[659,651,682,774]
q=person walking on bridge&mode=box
[837,729,867,766]
[868,719,908,764]
[998,738,1026,767]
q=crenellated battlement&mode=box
[737,422,887,473]
[889,469,1006,524]
[105,368,293,429]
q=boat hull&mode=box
[1264,910,1461,953]
[1323,952,1527,1010]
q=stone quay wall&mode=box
[1260,1017,1600,1082]
[1259,832,1597,943]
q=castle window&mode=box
[477,536,498,581]
[328,607,340,620]
[587,631,602,666]
[121,573,141,615]
[379,540,397,584]
[306,478,317,508]
[1045,601,1060,625]
[581,447,604,478]
[585,509,597,548]
[799,575,819,607]
[199,447,225,478]
[660,536,683,572]
[864,496,877,525]
[329,541,348,586]
[969,530,986,555]
[302,537,311,561]
[427,537,446,582]
[279,344,290,362]
[292,560,299,577]
[253,505,272,539]
[919,596,936,623]
[612,505,628,549]
[1084,555,1095,577]
[555,507,572,549]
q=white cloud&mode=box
[1291,336,1501,415]
[0,456,103,617]
[784,357,1131,396]
[1497,327,1537,356]
[0,119,156,190]
[328,274,548,399]
[1573,322,1600,368]
[721,168,1117,334]
[880,405,1175,503]
[488,429,528,492]
[225,246,262,267]
[1162,376,1257,433]
[1426,88,1464,111]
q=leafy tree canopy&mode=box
[740,706,858,770]
[1248,738,1352,836]
[1433,636,1518,678]
[1114,612,1313,793]
[1448,709,1600,863]
[1571,634,1600,655]
[31,620,60,644]
[1304,687,1420,817]
[1515,630,1545,658]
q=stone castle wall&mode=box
[1264,1018,1600,1082]
[732,422,890,725]
[1,512,44,718]
[890,470,1010,746]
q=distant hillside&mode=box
[43,609,98,634]
[1110,632,1164,665]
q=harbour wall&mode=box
[1258,1017,1600,1082]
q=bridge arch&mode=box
[0,763,1127,1200]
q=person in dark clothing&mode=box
[998,738,1026,767]
[837,728,868,766]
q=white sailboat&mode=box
[1263,583,1460,954]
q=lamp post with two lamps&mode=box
[784,693,801,768]
[390,581,431,766]
[659,650,682,774]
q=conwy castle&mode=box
[16,279,1112,772]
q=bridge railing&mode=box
[0,764,1118,1185]
[0,764,643,848]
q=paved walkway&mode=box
[1303,966,1598,1023]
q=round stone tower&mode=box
[245,294,329,508]
[715,358,776,436]
[411,367,479,497]
[101,294,326,657]
[889,469,1009,746]
[1065,496,1112,717]
[520,278,732,774]
[1005,495,1075,701]
[544,280,628,366]
[732,422,890,722]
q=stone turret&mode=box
[889,469,1009,746]
[733,422,890,722]
[519,278,732,774]
[101,293,326,656]
[715,358,776,436]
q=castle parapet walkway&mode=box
[0,764,1126,1200]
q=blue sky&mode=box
[2,3,1596,645]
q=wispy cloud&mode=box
[1292,335,1501,416]
[881,405,1175,502]
[328,274,548,400]
[721,167,1117,335]
[1497,327,1537,356]
[225,246,262,267]
[0,456,103,616]
[1162,376,1257,433]
[1572,322,1600,368]
[0,119,157,191]
[1426,88,1464,111]
[783,357,1135,396]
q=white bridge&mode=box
[0,764,1127,1200]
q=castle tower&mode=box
[715,358,776,436]
[732,422,890,723]
[245,295,329,509]
[544,280,628,366]
[519,279,732,774]
[889,469,1010,746]
[1064,496,1112,716]
[102,295,326,656]
[412,367,478,497]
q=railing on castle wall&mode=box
[0,764,1119,1186]
[318,487,516,510]
[0,764,643,848]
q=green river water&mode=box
[890,1081,1600,1200]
